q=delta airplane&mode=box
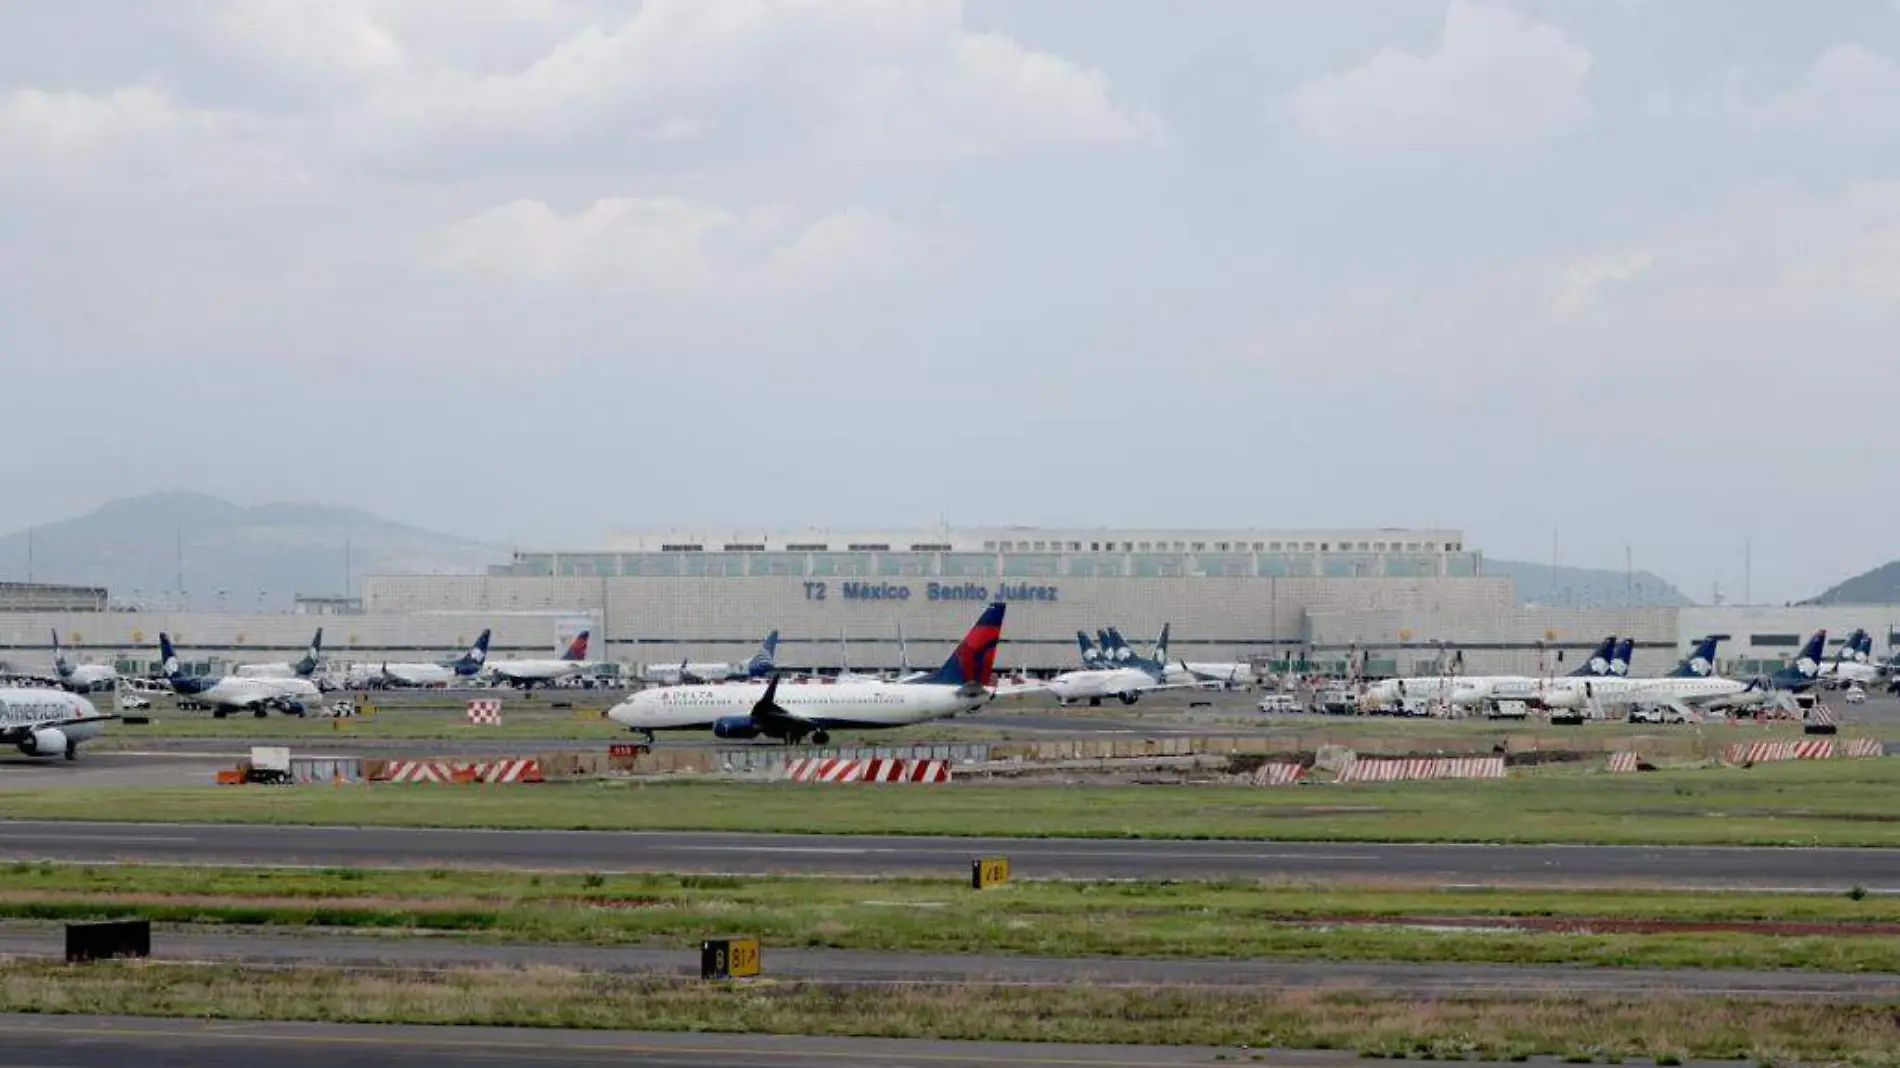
[1,686,114,760]
[486,631,592,689]
[608,603,1005,745]
[643,631,779,685]
[379,630,491,688]
[49,630,116,692]
[1363,635,1620,711]
[158,634,321,717]
[234,628,324,680]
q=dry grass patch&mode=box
[1,961,1896,1063]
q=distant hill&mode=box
[1805,560,1900,605]
[0,492,505,609]
[1486,558,1693,607]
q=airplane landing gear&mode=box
[64,740,77,761]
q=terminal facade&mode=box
[0,528,1892,679]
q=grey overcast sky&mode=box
[3,0,1897,602]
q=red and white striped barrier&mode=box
[466,699,502,725]
[1808,703,1838,726]
[1334,756,1506,783]
[1606,751,1640,773]
[785,758,952,783]
[1841,738,1884,759]
[1248,763,1306,786]
[381,758,543,784]
[1723,740,1834,765]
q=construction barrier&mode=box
[1335,756,1506,783]
[290,757,364,784]
[785,758,952,783]
[466,699,502,725]
[1606,751,1640,773]
[1246,763,1306,786]
[1722,740,1835,764]
[1842,737,1884,759]
[1808,703,1838,726]
[378,758,543,784]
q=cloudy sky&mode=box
[3,0,1897,602]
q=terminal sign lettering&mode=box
[802,581,1057,604]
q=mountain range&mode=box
[1,493,1702,609]
[0,492,506,610]
[1804,561,1900,605]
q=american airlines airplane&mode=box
[50,630,116,692]
[1,686,114,760]
[379,630,491,687]
[642,630,779,685]
[486,631,592,689]
[159,634,321,717]
[608,603,1005,745]
[234,628,324,680]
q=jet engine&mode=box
[712,716,761,740]
[19,727,68,758]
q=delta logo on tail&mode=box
[560,631,590,661]
[918,602,1005,688]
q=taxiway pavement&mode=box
[0,923,1885,1000]
[5,821,1897,888]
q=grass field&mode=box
[3,961,1894,1063]
[7,757,1900,845]
[6,864,1896,972]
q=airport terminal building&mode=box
[1,527,1894,679]
[357,526,1514,672]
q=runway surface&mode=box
[0,1015,1229,1068]
[6,821,1899,888]
[0,923,1886,999]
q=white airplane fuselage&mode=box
[1364,676,1536,709]
[58,664,116,691]
[489,660,587,686]
[609,679,985,734]
[180,676,321,711]
[1045,667,1167,704]
[1538,675,1749,710]
[3,688,108,757]
[380,663,458,687]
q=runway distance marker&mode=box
[701,935,761,980]
[972,855,1010,889]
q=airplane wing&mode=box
[748,675,819,734]
[0,713,119,745]
[987,680,1052,700]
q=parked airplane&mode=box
[234,628,324,680]
[1817,629,1876,686]
[486,631,592,690]
[1363,635,1621,711]
[158,634,321,717]
[644,631,780,685]
[607,603,1006,745]
[1,686,114,760]
[377,630,491,688]
[1039,624,1208,706]
[50,630,116,692]
[1544,631,1830,718]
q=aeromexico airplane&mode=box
[234,628,325,680]
[1541,631,1829,716]
[378,630,490,687]
[50,630,116,692]
[650,630,780,685]
[609,603,1006,745]
[1816,628,1876,686]
[1362,635,1622,710]
[159,634,322,716]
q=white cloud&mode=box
[1758,44,1900,137]
[423,195,937,297]
[0,84,215,158]
[1286,0,1591,151]
[198,0,1159,161]
[1550,249,1656,318]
